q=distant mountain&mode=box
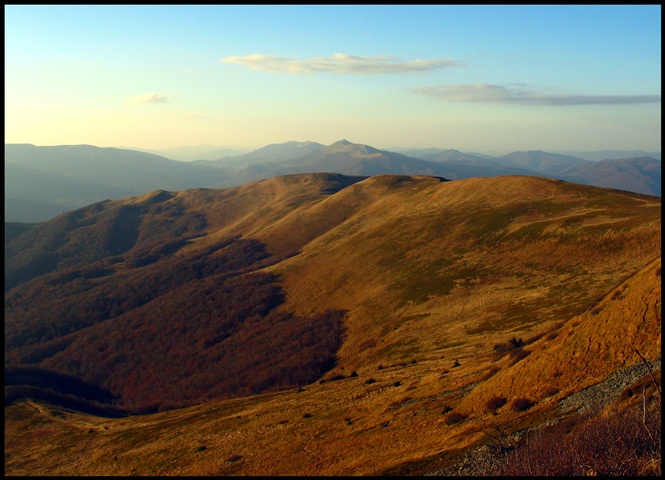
[419,149,488,163]
[5,142,661,223]
[272,139,448,176]
[206,140,326,164]
[186,142,329,184]
[231,140,510,180]
[557,150,661,161]
[4,144,236,221]
[496,150,590,176]
[121,145,247,161]
[229,141,577,182]
[5,144,233,192]
[414,149,538,179]
[5,161,137,222]
[388,147,450,157]
[557,156,662,196]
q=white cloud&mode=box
[413,83,661,106]
[221,53,461,75]
[123,93,169,105]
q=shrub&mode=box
[365,378,376,385]
[511,397,535,411]
[486,396,507,412]
[493,337,525,354]
[543,386,559,398]
[486,401,661,476]
[508,348,531,364]
[445,411,468,425]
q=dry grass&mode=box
[4,175,661,476]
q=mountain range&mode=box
[4,141,661,222]
[5,170,661,475]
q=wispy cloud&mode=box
[123,93,169,105]
[413,83,661,106]
[221,53,461,74]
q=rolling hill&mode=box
[4,172,661,475]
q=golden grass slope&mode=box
[267,175,660,371]
[4,174,662,475]
[4,258,660,476]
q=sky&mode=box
[4,4,662,155]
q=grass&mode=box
[5,175,661,476]
[476,398,661,476]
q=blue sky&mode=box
[4,5,661,154]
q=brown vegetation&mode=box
[4,174,662,475]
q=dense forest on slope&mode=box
[5,185,348,412]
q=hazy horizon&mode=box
[5,5,661,153]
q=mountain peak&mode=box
[325,140,382,156]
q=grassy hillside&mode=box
[4,173,661,475]
[4,258,660,475]
[266,175,660,372]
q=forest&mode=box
[5,199,346,413]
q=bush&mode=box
[493,337,525,354]
[365,378,376,385]
[511,397,535,411]
[494,401,660,476]
[508,348,531,364]
[486,396,507,412]
[445,411,468,425]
